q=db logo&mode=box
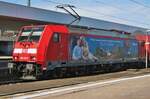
[22,49,28,53]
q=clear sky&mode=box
[0,0,150,28]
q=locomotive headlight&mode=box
[13,48,22,53]
[14,56,18,60]
[31,56,36,61]
[27,48,37,54]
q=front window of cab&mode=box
[18,26,44,42]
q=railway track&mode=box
[0,68,150,98]
[0,79,23,85]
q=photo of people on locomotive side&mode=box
[72,36,98,61]
[71,35,139,62]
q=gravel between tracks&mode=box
[1,68,150,97]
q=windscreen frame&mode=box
[17,26,45,42]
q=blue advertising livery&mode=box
[71,35,139,62]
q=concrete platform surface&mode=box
[34,74,150,99]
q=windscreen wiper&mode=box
[27,30,34,42]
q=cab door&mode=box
[53,32,61,61]
[49,32,69,62]
[59,32,69,61]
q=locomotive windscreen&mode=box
[18,26,44,42]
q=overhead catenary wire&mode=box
[94,0,148,16]
[129,0,150,8]
[94,0,131,12]
[43,0,150,27]
[44,0,63,5]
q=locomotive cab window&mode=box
[53,32,60,42]
[18,26,44,42]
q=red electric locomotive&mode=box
[8,25,69,79]
[8,24,148,79]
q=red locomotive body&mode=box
[8,24,147,79]
[136,34,150,59]
[10,25,69,79]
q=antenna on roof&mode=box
[56,4,81,26]
[27,0,31,7]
